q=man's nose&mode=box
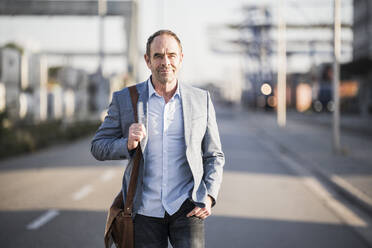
[161,55,170,66]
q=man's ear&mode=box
[180,52,184,64]
[144,54,151,67]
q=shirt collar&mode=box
[148,77,180,99]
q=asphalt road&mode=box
[0,109,370,248]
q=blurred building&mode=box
[0,47,49,122]
[57,67,89,122]
[25,53,48,122]
[88,71,110,121]
[0,47,21,120]
[342,0,372,116]
[0,45,120,124]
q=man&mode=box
[91,30,224,248]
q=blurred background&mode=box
[1,0,372,247]
[0,0,370,156]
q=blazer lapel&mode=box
[180,83,191,148]
[136,81,149,154]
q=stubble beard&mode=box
[155,67,176,85]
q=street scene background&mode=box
[1,0,372,247]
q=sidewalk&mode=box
[238,109,372,217]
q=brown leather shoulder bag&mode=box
[104,85,142,248]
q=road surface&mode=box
[0,108,370,248]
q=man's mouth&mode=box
[159,68,172,74]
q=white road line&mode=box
[26,209,59,230]
[100,169,116,182]
[72,184,93,201]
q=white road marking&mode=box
[26,209,59,230]
[100,169,116,182]
[72,184,93,201]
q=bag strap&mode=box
[129,86,139,123]
[123,85,142,216]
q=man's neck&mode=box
[151,77,178,103]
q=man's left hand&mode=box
[186,196,213,220]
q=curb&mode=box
[257,131,372,247]
[276,113,372,216]
[273,135,372,218]
[309,162,372,218]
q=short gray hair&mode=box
[146,30,182,57]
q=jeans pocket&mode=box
[189,215,204,223]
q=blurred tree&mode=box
[2,42,24,54]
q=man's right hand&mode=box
[128,123,146,151]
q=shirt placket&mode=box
[161,99,168,205]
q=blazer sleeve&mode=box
[91,92,132,161]
[202,92,225,205]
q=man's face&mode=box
[145,34,183,85]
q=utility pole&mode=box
[98,0,106,74]
[332,0,341,153]
[127,0,138,82]
[277,0,287,127]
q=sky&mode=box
[0,0,353,86]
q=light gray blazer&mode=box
[91,79,224,213]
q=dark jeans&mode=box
[134,199,205,248]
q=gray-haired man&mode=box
[91,29,224,248]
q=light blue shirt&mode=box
[137,79,194,218]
